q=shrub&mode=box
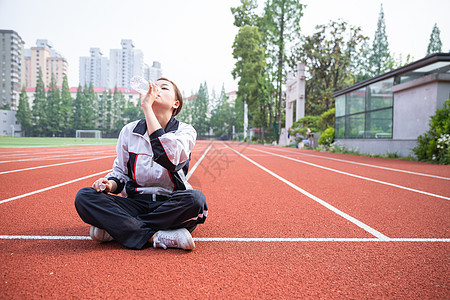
[289,115,319,141]
[318,127,335,146]
[317,108,335,131]
[413,99,450,164]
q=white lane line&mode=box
[0,169,112,204]
[0,151,116,163]
[0,156,116,175]
[186,142,213,180]
[255,146,450,181]
[223,143,390,241]
[250,147,450,201]
[0,235,91,240]
[1,235,448,242]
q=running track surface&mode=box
[0,141,449,298]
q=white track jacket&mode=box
[106,117,197,197]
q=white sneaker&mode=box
[89,226,114,243]
[153,228,195,250]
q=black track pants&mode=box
[74,187,208,249]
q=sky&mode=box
[0,0,449,96]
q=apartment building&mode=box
[144,61,163,82]
[0,29,25,110]
[24,39,68,89]
[108,39,144,89]
[79,40,161,89]
[79,48,109,88]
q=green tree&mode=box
[290,20,368,116]
[317,108,335,131]
[123,100,143,126]
[32,68,46,136]
[16,87,32,136]
[72,85,84,131]
[73,84,96,131]
[369,4,392,76]
[103,90,114,136]
[45,73,62,136]
[112,87,127,135]
[60,75,73,137]
[190,82,210,136]
[426,23,442,56]
[84,82,97,129]
[261,0,304,137]
[232,25,268,142]
[211,86,235,139]
[96,90,107,133]
[230,0,259,27]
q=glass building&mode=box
[332,53,450,157]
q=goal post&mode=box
[75,130,102,139]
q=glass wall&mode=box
[335,78,393,139]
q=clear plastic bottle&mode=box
[130,76,149,94]
[99,182,106,192]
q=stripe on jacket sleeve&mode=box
[150,128,189,172]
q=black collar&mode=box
[132,117,179,136]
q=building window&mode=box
[348,88,366,114]
[365,108,393,139]
[335,78,394,139]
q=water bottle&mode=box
[130,76,150,94]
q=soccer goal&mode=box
[75,130,102,139]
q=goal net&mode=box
[75,130,102,139]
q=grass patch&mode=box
[0,136,117,148]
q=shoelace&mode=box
[153,232,179,249]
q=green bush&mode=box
[317,108,335,131]
[289,115,319,141]
[413,99,450,164]
[318,127,335,146]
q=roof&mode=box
[333,53,450,97]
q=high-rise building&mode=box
[79,48,109,87]
[24,39,68,89]
[79,39,158,89]
[144,61,162,82]
[108,39,144,89]
[0,29,25,109]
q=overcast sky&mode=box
[0,0,448,96]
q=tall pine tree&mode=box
[426,23,442,56]
[32,68,46,136]
[191,82,209,136]
[46,73,62,136]
[16,87,32,136]
[60,75,73,137]
[369,4,392,76]
[72,85,84,131]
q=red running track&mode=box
[0,141,449,299]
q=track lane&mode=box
[0,142,208,201]
[0,141,371,238]
[229,143,450,238]
[0,142,208,236]
[187,142,374,239]
[251,145,450,178]
[1,239,448,299]
[1,141,449,299]
[247,145,450,197]
[0,158,115,200]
